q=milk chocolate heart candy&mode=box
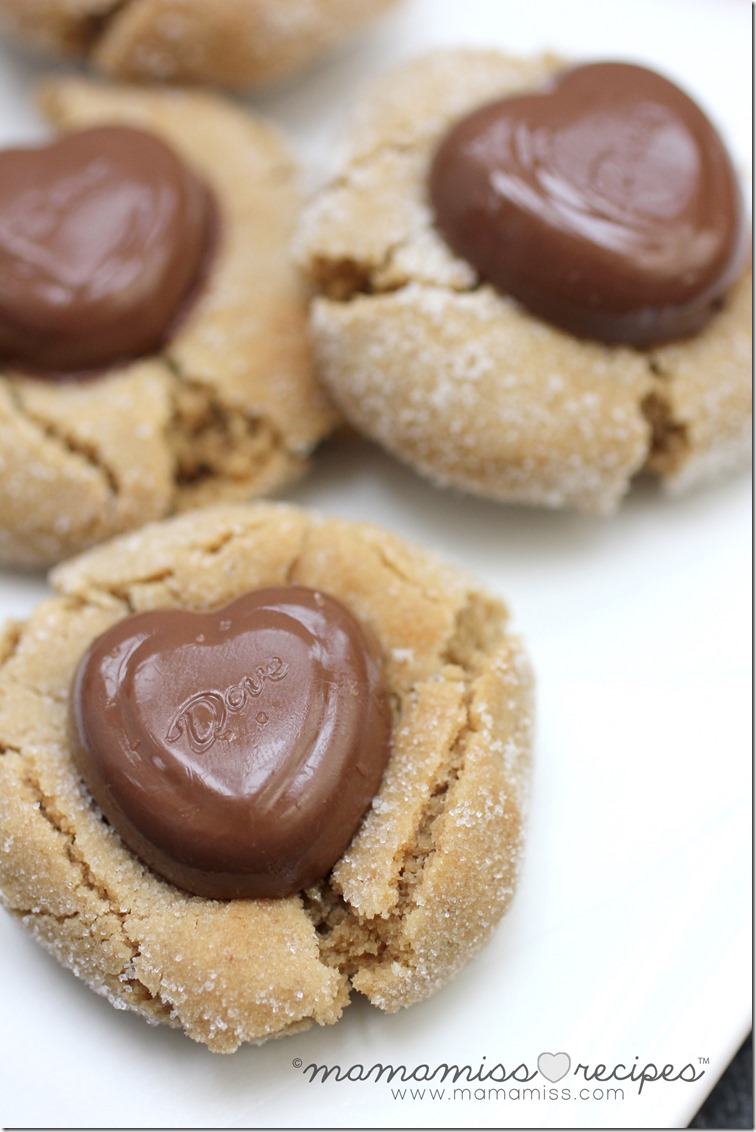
[70,586,392,899]
[429,62,748,347]
[0,126,216,373]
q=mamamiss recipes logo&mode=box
[291,1051,708,1104]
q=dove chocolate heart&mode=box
[70,586,392,899]
[429,62,748,347]
[0,125,216,374]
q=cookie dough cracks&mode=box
[0,503,533,1051]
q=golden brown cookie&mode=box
[0,80,336,567]
[0,0,399,90]
[0,502,533,1051]
[297,51,752,513]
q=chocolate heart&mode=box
[70,586,392,899]
[429,62,748,346]
[0,125,216,374]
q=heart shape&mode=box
[537,1051,571,1083]
[0,125,216,373]
[70,586,391,899]
[429,62,747,346]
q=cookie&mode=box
[0,0,399,90]
[0,502,533,1051]
[0,80,336,567]
[297,51,752,513]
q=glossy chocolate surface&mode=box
[70,586,392,899]
[429,62,748,347]
[0,125,216,373]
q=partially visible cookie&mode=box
[0,80,336,567]
[297,51,752,513]
[0,0,399,90]
[0,502,533,1051]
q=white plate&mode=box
[0,1,751,1128]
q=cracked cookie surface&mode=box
[296,50,752,513]
[0,0,399,90]
[0,80,337,567]
[0,502,532,1051]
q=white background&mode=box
[0,0,751,1128]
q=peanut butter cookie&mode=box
[0,502,532,1051]
[0,81,336,567]
[297,51,752,513]
[0,0,399,90]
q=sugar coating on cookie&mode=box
[0,503,533,1051]
[0,0,399,90]
[0,81,337,567]
[296,50,752,513]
